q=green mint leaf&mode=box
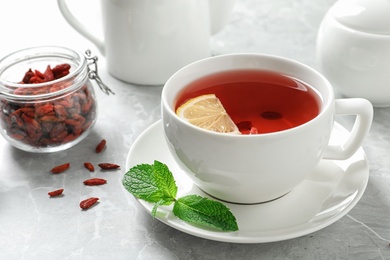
[173,194,238,232]
[151,199,166,218]
[123,161,239,232]
[122,160,177,205]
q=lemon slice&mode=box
[176,94,241,134]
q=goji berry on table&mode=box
[84,162,95,172]
[50,163,70,173]
[83,178,107,186]
[80,197,99,210]
[48,188,64,197]
[98,163,120,170]
[95,139,106,153]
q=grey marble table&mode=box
[0,0,389,259]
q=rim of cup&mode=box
[162,53,334,137]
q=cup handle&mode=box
[57,0,105,54]
[323,98,373,160]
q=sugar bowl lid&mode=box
[330,0,390,35]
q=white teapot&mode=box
[57,0,235,85]
[317,0,390,106]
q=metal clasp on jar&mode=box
[84,50,115,95]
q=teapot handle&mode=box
[57,0,105,55]
[208,0,236,35]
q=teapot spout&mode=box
[209,0,235,35]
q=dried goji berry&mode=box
[68,125,81,137]
[95,139,106,153]
[53,104,68,119]
[35,104,54,117]
[57,97,74,108]
[10,132,25,140]
[52,63,71,79]
[67,103,81,115]
[56,70,70,79]
[10,113,24,128]
[48,188,64,197]
[81,99,93,114]
[19,107,36,117]
[50,122,66,138]
[22,115,43,141]
[43,65,54,82]
[74,93,87,104]
[49,82,66,93]
[29,76,44,84]
[35,69,45,79]
[83,178,107,186]
[51,130,68,142]
[50,163,70,173]
[61,133,77,144]
[84,162,95,172]
[71,114,86,125]
[64,118,81,127]
[22,69,34,83]
[80,197,99,210]
[40,115,59,123]
[98,163,120,170]
[21,113,40,130]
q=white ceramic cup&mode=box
[57,0,235,85]
[161,53,373,204]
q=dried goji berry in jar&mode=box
[0,46,98,153]
[43,65,54,82]
[22,69,34,83]
[52,63,71,79]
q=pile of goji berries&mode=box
[48,139,120,210]
[0,64,96,148]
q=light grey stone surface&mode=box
[0,0,389,259]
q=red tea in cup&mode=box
[163,53,372,203]
[175,69,321,134]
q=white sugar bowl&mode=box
[317,0,390,107]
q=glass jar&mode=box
[0,46,98,153]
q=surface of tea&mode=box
[175,70,321,134]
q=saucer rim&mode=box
[125,120,369,243]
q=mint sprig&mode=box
[122,160,238,232]
[173,195,238,231]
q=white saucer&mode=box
[125,120,369,243]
